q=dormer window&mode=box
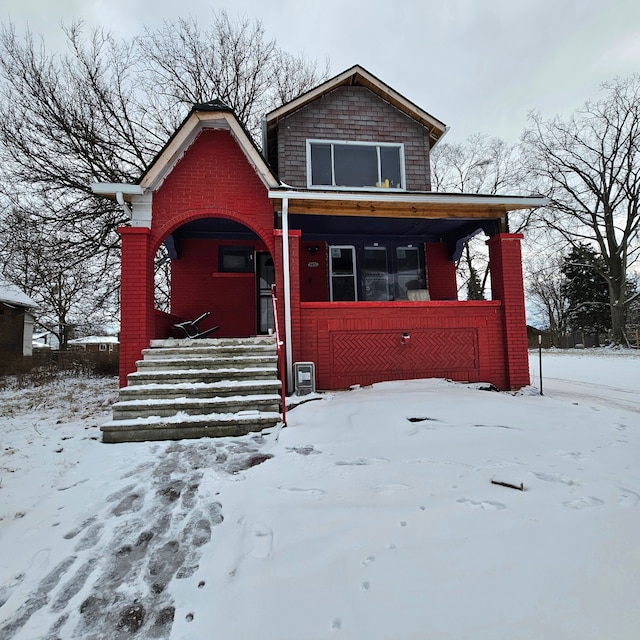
[307,140,405,190]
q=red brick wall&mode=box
[171,238,268,338]
[488,233,529,389]
[118,128,275,385]
[425,242,458,300]
[297,301,507,390]
[300,241,329,302]
[276,86,432,190]
[119,227,154,387]
[150,129,275,255]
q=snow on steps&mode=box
[101,336,282,443]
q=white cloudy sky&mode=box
[3,0,640,143]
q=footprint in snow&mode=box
[618,488,640,507]
[556,451,586,461]
[564,496,604,510]
[111,492,144,516]
[457,498,506,510]
[63,516,97,540]
[374,483,413,495]
[0,556,77,638]
[74,522,104,551]
[241,521,273,560]
[531,472,579,486]
[277,486,326,496]
[0,572,25,609]
[361,555,375,566]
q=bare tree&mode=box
[137,12,329,142]
[0,13,329,327]
[0,22,149,273]
[1,208,118,348]
[522,75,640,344]
[431,134,531,298]
[525,247,570,347]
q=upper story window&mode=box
[307,140,405,190]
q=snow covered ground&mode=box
[0,349,638,639]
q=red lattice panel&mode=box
[330,329,478,376]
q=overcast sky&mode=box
[4,0,640,144]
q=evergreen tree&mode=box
[561,244,611,334]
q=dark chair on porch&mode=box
[173,311,219,339]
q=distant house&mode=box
[68,335,119,354]
[93,65,546,392]
[0,279,37,357]
[32,331,56,351]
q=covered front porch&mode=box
[270,189,541,391]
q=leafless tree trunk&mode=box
[522,76,640,345]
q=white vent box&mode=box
[294,362,316,395]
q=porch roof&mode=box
[268,189,547,219]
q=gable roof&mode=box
[93,100,280,201]
[264,65,448,148]
[137,101,280,192]
[0,279,37,309]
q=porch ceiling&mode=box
[166,214,496,263]
[167,212,496,244]
[288,213,498,244]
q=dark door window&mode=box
[256,253,275,334]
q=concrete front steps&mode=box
[101,336,282,443]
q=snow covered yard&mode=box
[0,349,639,639]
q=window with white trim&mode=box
[307,140,405,190]
[329,246,357,301]
[362,246,390,301]
[328,243,426,302]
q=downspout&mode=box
[116,191,132,219]
[281,197,293,393]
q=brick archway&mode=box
[118,128,279,385]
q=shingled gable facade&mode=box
[93,65,545,393]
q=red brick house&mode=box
[93,65,545,394]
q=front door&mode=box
[256,252,275,334]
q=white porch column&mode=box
[281,197,293,393]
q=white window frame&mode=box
[306,139,406,191]
[362,245,391,301]
[395,245,425,300]
[329,245,358,301]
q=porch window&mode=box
[218,246,254,273]
[308,140,405,190]
[328,244,426,302]
[329,246,357,301]
[362,246,390,301]
[395,246,426,300]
